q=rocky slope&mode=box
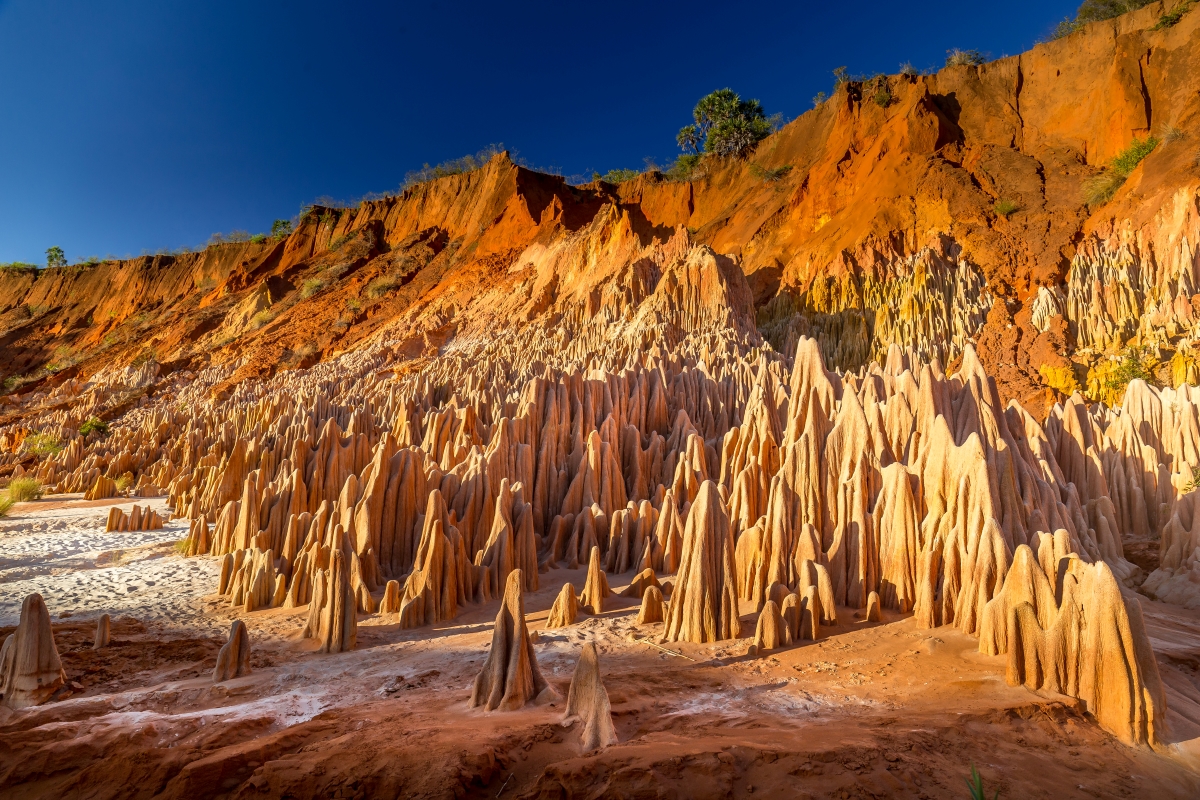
[1,2,1197,423]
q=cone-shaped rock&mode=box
[637,585,666,625]
[620,567,661,599]
[0,593,66,709]
[580,546,610,615]
[748,599,789,656]
[662,481,741,643]
[213,619,252,682]
[546,582,579,629]
[470,569,554,711]
[562,642,617,752]
[865,591,882,622]
[380,580,401,614]
[93,614,111,650]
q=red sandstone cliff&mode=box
[1,1,1197,419]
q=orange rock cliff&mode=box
[1,3,1196,420]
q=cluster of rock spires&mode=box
[105,504,166,532]
[5,221,1196,752]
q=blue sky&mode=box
[0,0,1079,264]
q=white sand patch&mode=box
[0,497,220,627]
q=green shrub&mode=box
[598,168,640,184]
[25,432,62,458]
[366,276,399,299]
[249,310,275,330]
[0,262,41,274]
[870,75,893,107]
[1103,345,1158,402]
[0,494,13,518]
[8,477,44,502]
[79,417,109,437]
[207,230,252,247]
[346,297,363,314]
[945,49,987,67]
[271,219,294,238]
[1049,17,1083,39]
[1051,1,1155,39]
[1184,464,1200,494]
[302,278,325,298]
[403,144,505,189]
[1076,0,1153,24]
[1083,136,1159,205]
[994,199,1019,217]
[46,246,66,268]
[1111,136,1159,173]
[665,153,704,182]
[250,233,267,244]
[677,88,773,159]
[812,91,827,107]
[1154,0,1195,29]
[115,474,133,492]
[1154,1,1191,27]
[750,164,793,182]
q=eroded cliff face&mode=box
[0,2,1197,423]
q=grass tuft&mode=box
[249,310,276,330]
[594,168,640,184]
[1083,136,1159,206]
[8,477,44,502]
[1154,0,1196,29]
[965,763,999,800]
[994,199,1019,217]
[79,417,110,437]
[945,49,986,67]
[25,432,62,458]
[750,163,793,182]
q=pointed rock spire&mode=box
[562,642,617,752]
[470,569,554,711]
[213,619,252,682]
[0,593,65,709]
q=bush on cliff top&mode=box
[593,168,640,184]
[677,89,777,160]
[945,49,987,67]
[402,144,506,190]
[1051,0,1155,39]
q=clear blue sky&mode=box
[0,0,1079,264]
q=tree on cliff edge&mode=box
[677,89,774,159]
[45,247,65,268]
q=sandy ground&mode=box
[0,495,220,629]
[3,498,1200,798]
